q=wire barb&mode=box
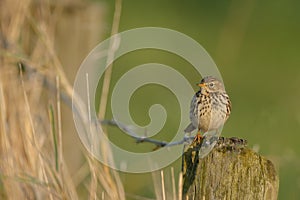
[100,119,195,149]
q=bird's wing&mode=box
[184,123,196,133]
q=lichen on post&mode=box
[182,137,279,200]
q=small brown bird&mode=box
[185,76,231,142]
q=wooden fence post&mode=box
[182,137,279,200]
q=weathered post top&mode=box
[182,137,279,200]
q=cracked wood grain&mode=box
[182,137,279,200]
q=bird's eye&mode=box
[208,82,214,88]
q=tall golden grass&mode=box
[0,0,185,199]
[0,0,127,199]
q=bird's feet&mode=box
[193,132,202,144]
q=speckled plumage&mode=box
[185,76,231,136]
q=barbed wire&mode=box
[100,119,196,149]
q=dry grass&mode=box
[0,0,184,199]
[0,0,125,199]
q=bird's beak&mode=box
[197,83,205,88]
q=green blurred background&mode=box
[64,0,300,199]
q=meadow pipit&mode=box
[185,76,231,142]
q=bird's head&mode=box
[197,76,225,93]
